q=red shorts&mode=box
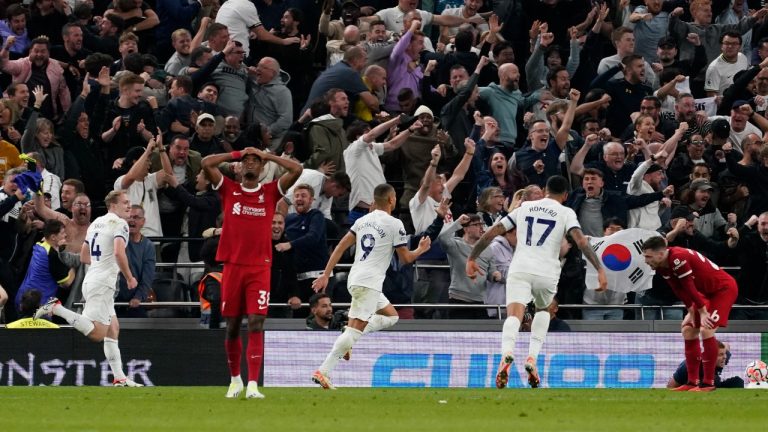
[220,263,271,317]
[690,282,738,328]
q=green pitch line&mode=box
[1,387,764,432]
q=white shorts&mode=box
[81,281,116,325]
[347,285,390,322]
[506,272,559,310]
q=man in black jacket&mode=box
[730,213,768,319]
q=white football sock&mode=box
[528,311,551,361]
[362,315,398,334]
[319,327,363,375]
[53,304,94,336]
[104,337,126,381]
[501,316,521,356]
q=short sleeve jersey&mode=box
[83,212,129,289]
[214,176,282,266]
[377,7,434,32]
[500,197,581,278]
[656,247,735,304]
[347,210,408,292]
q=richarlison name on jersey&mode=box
[357,221,387,238]
[528,205,558,218]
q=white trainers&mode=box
[246,381,265,399]
[226,377,244,398]
[34,297,60,320]
[113,378,144,387]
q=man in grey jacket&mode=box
[439,213,498,319]
[248,57,293,151]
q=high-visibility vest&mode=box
[197,272,222,312]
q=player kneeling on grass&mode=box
[311,184,431,389]
[34,190,143,387]
[642,236,739,392]
[467,175,607,389]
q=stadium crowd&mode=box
[1,0,768,325]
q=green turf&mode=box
[1,387,765,432]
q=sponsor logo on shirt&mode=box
[672,258,686,271]
[232,201,266,217]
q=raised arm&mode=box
[33,194,68,224]
[556,89,580,151]
[382,120,422,152]
[445,138,476,193]
[416,145,441,204]
[569,134,598,176]
[118,138,157,190]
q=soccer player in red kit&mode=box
[202,147,302,399]
[642,236,739,392]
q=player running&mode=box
[311,184,431,389]
[466,175,607,388]
[642,236,739,392]
[202,147,302,399]
[34,190,143,387]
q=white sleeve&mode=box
[704,64,719,92]
[419,10,434,26]
[564,208,581,232]
[115,219,129,240]
[244,4,262,28]
[372,142,385,156]
[394,219,407,247]
[147,172,159,190]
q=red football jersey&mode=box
[657,247,736,309]
[215,176,282,266]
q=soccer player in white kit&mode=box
[310,184,431,389]
[466,176,607,388]
[34,190,143,387]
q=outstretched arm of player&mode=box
[114,237,137,290]
[467,222,507,279]
[312,231,357,293]
[395,235,432,265]
[570,227,608,292]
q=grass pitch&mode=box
[1,387,765,432]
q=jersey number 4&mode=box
[90,233,102,261]
[524,216,556,246]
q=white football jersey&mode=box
[83,212,129,289]
[347,210,408,292]
[501,197,580,278]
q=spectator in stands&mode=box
[306,292,346,330]
[571,140,635,194]
[280,169,351,220]
[0,4,31,56]
[354,65,387,122]
[21,87,66,179]
[51,23,90,102]
[104,0,159,53]
[581,218,627,321]
[268,212,299,319]
[627,152,676,231]
[371,0,472,34]
[214,0,299,58]
[479,62,540,148]
[385,19,425,113]
[302,47,378,116]
[440,0,488,41]
[0,167,24,321]
[305,89,350,171]
[277,184,329,315]
[1,36,70,121]
[684,178,732,239]
[439,213,497,319]
[597,27,658,89]
[164,168,219,262]
[248,57,293,151]
[109,32,140,74]
[621,96,678,142]
[6,289,61,328]
[591,54,654,136]
[730,213,768,318]
[202,22,229,55]
[706,32,750,96]
[190,114,226,157]
[476,186,506,230]
[723,139,768,216]
[486,224,515,319]
[156,76,205,136]
[154,0,205,61]
[319,0,364,42]
[472,118,526,198]
[663,205,739,261]
[164,29,193,76]
[115,205,154,318]
[96,69,157,166]
[628,0,670,63]
[440,56,489,156]
[14,219,73,315]
[326,24,360,66]
[114,138,172,238]
[82,13,123,59]
[208,41,250,118]
[668,132,719,189]
[25,152,61,210]
[344,117,419,224]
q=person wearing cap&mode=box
[684,178,731,239]
[190,113,226,157]
[628,0,670,63]
[705,31,750,96]
[656,35,708,79]
[663,205,738,258]
[627,149,676,231]
[707,100,762,154]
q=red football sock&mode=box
[225,337,242,377]
[684,338,702,385]
[247,331,264,383]
[701,336,718,386]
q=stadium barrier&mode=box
[2,330,764,388]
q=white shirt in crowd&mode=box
[114,172,163,237]
[283,169,333,220]
[705,53,749,95]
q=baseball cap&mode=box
[646,163,664,174]
[690,178,715,192]
[710,118,730,139]
[657,36,677,49]
[196,113,215,126]
[671,205,697,221]
[341,0,360,8]
[731,99,751,109]
[123,146,146,168]
[414,105,433,118]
